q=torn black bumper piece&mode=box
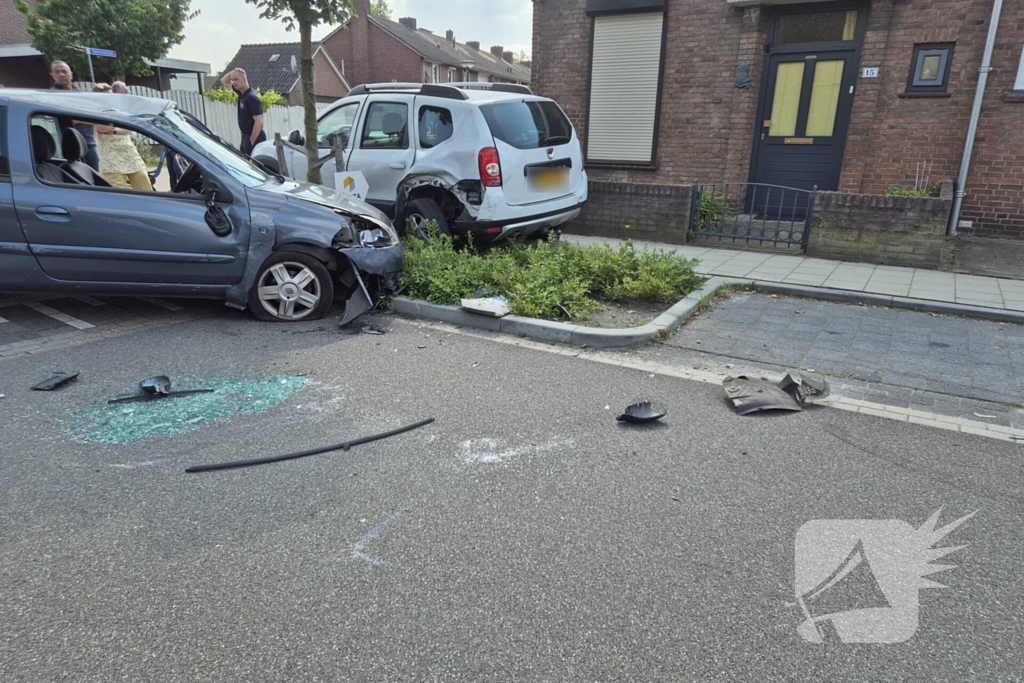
[32,372,80,391]
[617,401,667,424]
[723,372,830,415]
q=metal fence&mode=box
[74,82,332,149]
[689,182,817,252]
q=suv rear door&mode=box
[479,99,583,207]
[344,95,416,217]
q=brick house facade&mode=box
[218,43,350,106]
[532,0,1024,238]
[321,0,530,89]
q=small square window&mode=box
[906,43,954,94]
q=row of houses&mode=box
[0,0,529,105]
[530,0,1024,240]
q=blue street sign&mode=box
[87,47,117,58]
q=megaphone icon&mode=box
[797,539,892,642]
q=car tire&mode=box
[404,198,450,239]
[247,251,335,322]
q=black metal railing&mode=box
[689,182,817,251]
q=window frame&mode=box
[417,105,454,149]
[583,2,668,169]
[1014,45,1024,91]
[0,106,9,181]
[905,43,955,95]
[359,100,410,151]
[316,102,360,150]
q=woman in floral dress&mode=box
[92,83,153,191]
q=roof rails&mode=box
[446,82,533,95]
[345,82,468,100]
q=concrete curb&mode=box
[390,275,1024,348]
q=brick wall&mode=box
[807,192,952,267]
[286,50,349,105]
[533,0,1024,239]
[568,181,693,245]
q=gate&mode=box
[689,182,817,252]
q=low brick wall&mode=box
[568,181,693,245]
[807,192,953,268]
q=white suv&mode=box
[252,83,588,243]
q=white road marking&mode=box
[0,315,8,324]
[21,299,95,330]
[459,437,574,465]
[337,516,396,568]
[404,319,1024,445]
[71,295,107,307]
[140,297,184,311]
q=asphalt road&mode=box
[0,310,1021,682]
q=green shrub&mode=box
[699,188,726,228]
[204,87,287,109]
[397,234,705,321]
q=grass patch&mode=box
[396,234,705,321]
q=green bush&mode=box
[397,233,705,320]
[699,188,726,228]
[204,87,287,109]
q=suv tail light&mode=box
[478,147,502,187]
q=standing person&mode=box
[92,84,153,191]
[220,68,265,156]
[49,60,100,171]
[111,80,129,94]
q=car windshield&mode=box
[149,108,270,187]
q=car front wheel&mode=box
[405,198,450,239]
[248,251,335,322]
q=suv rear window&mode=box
[480,100,572,150]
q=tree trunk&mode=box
[299,20,321,185]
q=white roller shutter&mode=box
[587,12,664,164]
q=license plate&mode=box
[528,166,569,192]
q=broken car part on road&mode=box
[32,372,80,391]
[616,401,667,424]
[185,417,436,473]
[723,372,830,415]
[108,375,215,405]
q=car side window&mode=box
[317,103,359,150]
[30,113,198,195]
[360,102,409,150]
[418,106,453,149]
[0,106,9,179]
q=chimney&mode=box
[503,51,514,63]
[399,17,417,30]
[490,45,504,57]
[466,41,480,50]
[446,30,454,43]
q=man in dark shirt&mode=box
[220,68,266,156]
[49,61,100,171]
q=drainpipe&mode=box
[948,0,1004,236]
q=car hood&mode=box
[255,179,391,224]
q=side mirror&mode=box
[203,178,234,205]
[288,129,304,146]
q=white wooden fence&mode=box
[76,82,332,149]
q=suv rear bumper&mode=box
[454,204,583,242]
[453,180,588,242]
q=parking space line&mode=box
[21,299,96,330]
[0,315,8,324]
[71,295,107,307]
[140,297,184,311]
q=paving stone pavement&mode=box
[650,292,1024,429]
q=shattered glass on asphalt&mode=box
[64,374,308,444]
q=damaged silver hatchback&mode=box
[0,90,403,324]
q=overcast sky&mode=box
[168,0,533,73]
